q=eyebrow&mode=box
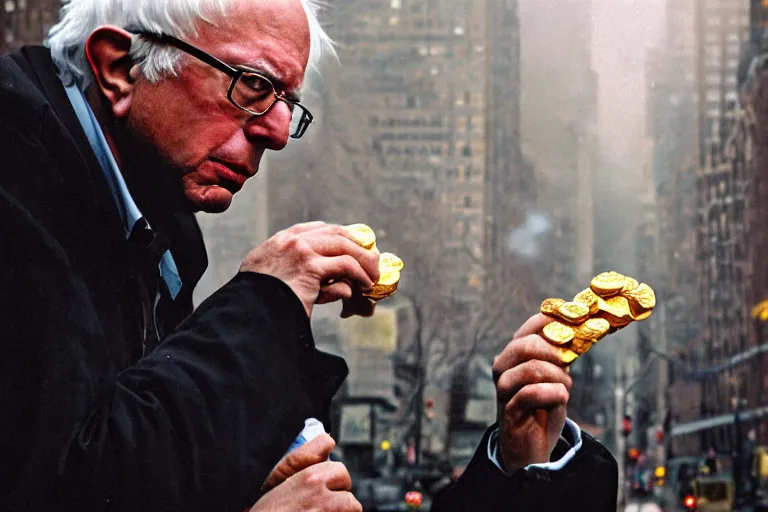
[236,59,303,102]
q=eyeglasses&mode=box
[128,30,313,139]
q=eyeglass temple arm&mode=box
[128,30,240,78]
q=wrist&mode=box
[499,447,549,473]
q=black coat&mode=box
[0,46,348,511]
[432,427,619,511]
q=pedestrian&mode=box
[0,0,619,510]
[705,447,720,475]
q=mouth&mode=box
[206,158,252,194]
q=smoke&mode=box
[506,212,552,259]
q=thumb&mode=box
[263,434,335,491]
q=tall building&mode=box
[310,0,525,304]
[1,0,60,52]
[742,2,768,443]
[663,0,768,458]
[692,0,752,454]
[696,0,750,164]
[643,0,701,458]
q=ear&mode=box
[85,26,140,119]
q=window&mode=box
[464,196,472,208]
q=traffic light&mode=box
[655,429,664,445]
[425,399,436,421]
[622,414,632,437]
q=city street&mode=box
[623,501,661,512]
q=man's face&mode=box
[126,0,310,213]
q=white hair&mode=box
[47,0,335,91]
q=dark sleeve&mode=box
[0,126,346,511]
[431,427,618,512]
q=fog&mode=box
[193,0,749,468]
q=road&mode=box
[623,501,661,512]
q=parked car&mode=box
[656,457,705,511]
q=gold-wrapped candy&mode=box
[557,302,591,325]
[345,223,377,251]
[542,322,575,346]
[558,349,580,364]
[364,252,404,301]
[573,288,600,315]
[622,276,640,294]
[633,310,653,322]
[625,283,656,318]
[539,271,656,364]
[570,337,593,356]
[576,318,611,342]
[344,224,403,301]
[596,296,634,328]
[590,271,626,298]
[541,298,566,318]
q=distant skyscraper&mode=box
[310,0,525,304]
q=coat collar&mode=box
[9,46,209,299]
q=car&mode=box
[655,457,705,511]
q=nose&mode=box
[243,100,292,151]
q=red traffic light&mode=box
[683,495,696,509]
[622,417,632,436]
[425,399,434,409]
[656,429,664,444]
[627,448,640,460]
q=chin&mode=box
[185,186,235,213]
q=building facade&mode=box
[662,0,768,458]
[1,0,59,52]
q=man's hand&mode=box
[249,461,362,512]
[493,313,573,473]
[262,433,336,491]
[240,222,380,317]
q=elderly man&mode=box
[0,0,617,510]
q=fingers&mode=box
[286,224,381,285]
[492,334,567,382]
[283,221,329,234]
[496,359,573,403]
[262,434,335,491]
[252,459,362,512]
[317,282,355,304]
[513,313,553,340]
[505,383,570,415]
[305,461,353,492]
[315,255,375,294]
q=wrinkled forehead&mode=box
[193,0,311,89]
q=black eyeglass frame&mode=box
[127,30,313,139]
